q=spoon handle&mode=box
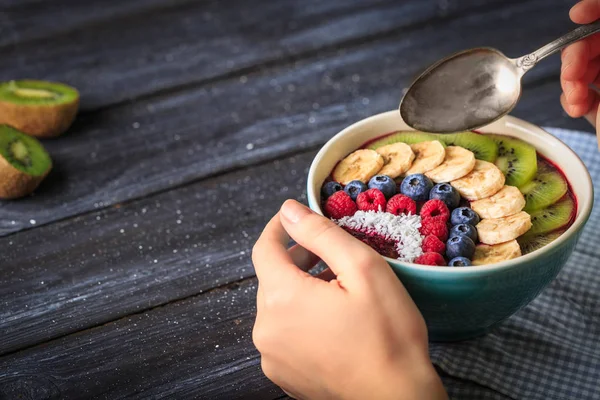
[516,20,600,72]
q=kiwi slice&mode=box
[434,131,498,162]
[527,195,575,236]
[366,131,442,150]
[0,80,79,138]
[518,229,565,255]
[487,134,537,187]
[0,125,52,199]
[520,159,568,212]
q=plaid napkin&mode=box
[429,128,600,400]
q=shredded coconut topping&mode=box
[335,211,424,262]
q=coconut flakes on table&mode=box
[335,210,424,262]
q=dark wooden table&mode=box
[0,1,593,399]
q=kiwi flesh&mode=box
[0,125,52,199]
[366,131,442,150]
[521,159,568,212]
[518,229,565,255]
[435,131,498,162]
[0,80,79,138]
[487,134,537,188]
[527,195,575,236]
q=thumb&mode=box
[279,199,394,290]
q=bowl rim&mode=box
[307,110,594,275]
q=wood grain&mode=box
[0,274,527,400]
[0,150,312,355]
[0,0,583,238]
[0,1,595,397]
[0,0,507,111]
[0,0,199,47]
[0,0,587,399]
[2,75,596,353]
[0,278,286,400]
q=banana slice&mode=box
[425,146,476,183]
[471,186,526,219]
[405,141,446,175]
[476,211,532,245]
[332,149,384,185]
[472,240,522,266]
[375,142,415,178]
[450,160,505,201]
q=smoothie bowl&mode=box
[307,111,593,341]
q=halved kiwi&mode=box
[487,134,537,188]
[435,131,498,162]
[0,125,52,199]
[527,195,575,236]
[518,229,565,255]
[520,159,568,212]
[0,80,79,138]
[366,131,442,150]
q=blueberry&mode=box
[449,224,478,242]
[400,174,433,202]
[451,207,480,226]
[446,235,476,259]
[429,183,461,209]
[448,257,472,267]
[321,181,343,199]
[344,180,368,201]
[368,175,396,199]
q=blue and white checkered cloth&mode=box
[429,128,600,400]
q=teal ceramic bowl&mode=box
[307,111,594,341]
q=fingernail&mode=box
[281,200,312,224]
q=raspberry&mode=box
[414,252,446,266]
[422,235,446,254]
[356,188,387,212]
[386,194,417,216]
[420,199,450,223]
[325,191,357,219]
[420,219,449,242]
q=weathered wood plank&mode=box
[1,0,571,111]
[0,278,285,400]
[0,0,198,48]
[0,150,311,355]
[0,0,580,237]
[0,2,593,398]
[516,79,591,133]
[0,279,525,400]
[1,75,594,354]
[0,0,456,111]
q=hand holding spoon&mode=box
[400,21,600,133]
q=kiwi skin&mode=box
[0,80,79,138]
[0,154,51,199]
[0,125,53,199]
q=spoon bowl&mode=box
[400,48,521,133]
[400,21,600,133]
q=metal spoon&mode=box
[400,21,600,133]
